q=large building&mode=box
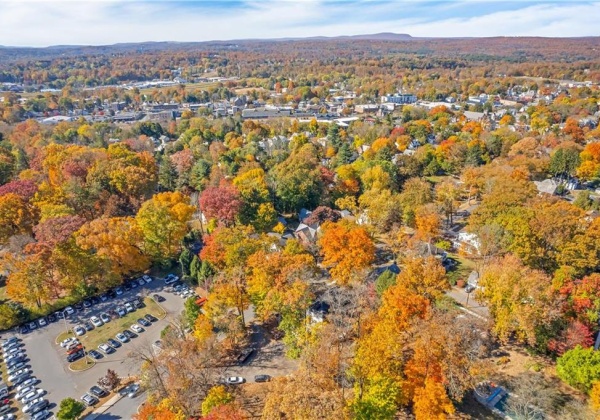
[381,93,417,104]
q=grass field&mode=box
[57,297,166,352]
[70,356,96,372]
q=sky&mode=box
[0,0,599,47]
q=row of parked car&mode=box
[18,275,155,335]
[70,296,147,338]
[0,337,50,419]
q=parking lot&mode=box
[3,277,187,417]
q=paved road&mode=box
[6,279,185,415]
[95,391,146,420]
[446,286,489,319]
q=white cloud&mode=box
[0,1,598,47]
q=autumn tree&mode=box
[0,193,36,244]
[477,254,557,345]
[76,217,149,278]
[201,385,234,416]
[319,221,375,285]
[199,184,242,226]
[136,191,195,261]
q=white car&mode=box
[16,377,37,391]
[64,306,75,316]
[3,346,20,356]
[164,274,179,285]
[124,302,135,313]
[116,306,126,317]
[143,275,152,283]
[0,414,16,420]
[37,318,47,327]
[74,325,86,336]
[98,343,115,354]
[60,337,79,348]
[225,376,245,385]
[21,388,44,404]
[130,324,144,334]
[115,333,129,343]
[90,316,103,327]
[15,385,35,400]
[136,278,146,286]
[23,398,46,413]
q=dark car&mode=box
[123,283,131,291]
[19,325,29,334]
[107,289,117,299]
[47,313,57,323]
[91,296,100,305]
[107,338,122,348]
[122,330,137,339]
[67,350,85,363]
[12,373,32,385]
[83,322,94,331]
[153,294,165,302]
[74,302,83,311]
[134,299,144,309]
[88,350,102,360]
[144,314,158,323]
[83,299,92,308]
[137,318,151,327]
[28,399,49,415]
[254,374,271,383]
[7,356,27,367]
[89,385,108,398]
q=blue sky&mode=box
[1,1,599,47]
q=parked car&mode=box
[0,411,14,419]
[115,333,129,343]
[124,302,135,313]
[91,296,100,305]
[225,377,245,385]
[67,344,83,355]
[28,322,37,331]
[1,337,19,347]
[98,343,115,355]
[107,289,117,299]
[130,324,144,334]
[133,298,144,309]
[73,325,86,336]
[64,306,75,316]
[37,318,47,328]
[15,385,35,400]
[123,330,137,339]
[66,340,81,351]
[107,338,122,348]
[11,374,32,386]
[67,350,84,363]
[153,294,165,302]
[56,311,65,319]
[90,316,103,327]
[100,313,111,324]
[21,389,44,404]
[116,306,126,317]
[16,377,38,391]
[5,351,25,362]
[99,293,109,302]
[8,369,31,382]
[74,302,83,311]
[89,385,108,398]
[137,318,151,327]
[254,374,271,383]
[7,355,26,367]
[3,345,20,356]
[47,313,57,323]
[19,325,29,334]
[115,287,123,295]
[7,362,27,374]
[60,337,78,348]
[81,393,98,406]
[88,350,102,360]
[83,299,92,308]
[23,398,47,414]
[143,275,152,283]
[137,278,145,286]
[31,409,51,420]
[164,274,179,285]
[83,322,94,331]
[144,314,158,323]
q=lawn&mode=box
[57,297,166,352]
[447,252,477,286]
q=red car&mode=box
[67,344,83,355]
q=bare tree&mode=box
[504,372,558,420]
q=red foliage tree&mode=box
[33,215,86,246]
[199,184,242,226]
[548,320,594,355]
[0,179,37,201]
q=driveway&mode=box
[6,279,185,412]
[94,391,147,420]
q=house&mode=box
[294,223,319,244]
[381,93,417,104]
[454,230,481,254]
